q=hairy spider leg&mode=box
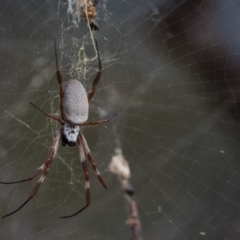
[88,38,102,102]
[54,38,64,119]
[60,132,106,218]
[80,113,118,126]
[60,114,118,217]
[0,167,43,185]
[79,132,107,189]
[28,39,66,125]
[2,129,62,218]
[60,139,90,218]
[30,102,63,124]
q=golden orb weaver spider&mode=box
[1,38,113,219]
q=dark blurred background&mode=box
[0,0,240,239]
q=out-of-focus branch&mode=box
[109,148,142,240]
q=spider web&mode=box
[0,0,240,239]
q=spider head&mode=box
[62,123,80,147]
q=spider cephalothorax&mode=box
[62,124,80,146]
[0,38,112,219]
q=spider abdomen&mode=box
[62,79,89,125]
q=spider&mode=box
[80,0,99,31]
[1,38,112,219]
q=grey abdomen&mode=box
[62,79,89,125]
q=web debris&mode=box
[109,148,142,240]
[67,0,99,30]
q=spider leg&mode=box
[79,132,107,189]
[80,113,118,126]
[88,38,102,102]
[54,38,64,119]
[0,165,44,184]
[30,102,63,124]
[2,129,62,218]
[80,119,109,126]
[60,138,90,218]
